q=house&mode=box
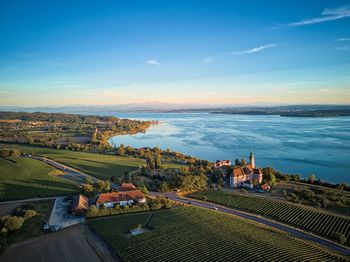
[229,152,263,188]
[214,160,231,168]
[120,183,136,191]
[96,190,146,208]
[72,194,89,216]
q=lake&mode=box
[108,113,350,184]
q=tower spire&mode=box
[249,152,255,169]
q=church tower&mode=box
[249,152,255,169]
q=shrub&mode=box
[23,210,37,220]
[4,216,24,231]
[332,232,346,245]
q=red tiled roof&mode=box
[232,164,260,178]
[73,194,89,210]
[120,183,136,191]
[96,190,145,205]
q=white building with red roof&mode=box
[229,152,263,188]
[96,190,146,208]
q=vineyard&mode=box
[88,207,347,261]
[189,190,350,245]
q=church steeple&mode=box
[249,152,255,169]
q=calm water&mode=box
[108,113,350,184]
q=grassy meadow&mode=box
[88,206,346,262]
[7,200,54,244]
[0,157,78,201]
[1,144,181,180]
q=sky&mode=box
[0,0,350,107]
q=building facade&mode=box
[229,152,263,188]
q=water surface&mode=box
[109,113,350,184]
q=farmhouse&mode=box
[229,152,263,188]
[96,190,146,208]
[72,194,89,215]
[120,182,136,191]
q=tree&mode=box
[87,205,99,217]
[9,149,21,157]
[91,131,98,143]
[82,184,94,196]
[95,180,111,193]
[154,151,162,169]
[0,149,9,158]
[4,216,24,231]
[234,159,241,166]
[159,181,169,192]
[308,174,316,183]
[145,151,155,169]
[262,167,276,186]
[117,144,125,156]
[25,135,34,144]
[138,185,149,195]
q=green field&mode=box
[0,157,78,201]
[88,207,346,262]
[1,144,180,180]
[189,190,350,245]
[7,200,54,244]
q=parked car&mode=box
[51,225,63,232]
[42,222,49,231]
[212,207,218,210]
[257,189,264,193]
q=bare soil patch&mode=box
[1,225,101,262]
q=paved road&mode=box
[34,156,97,185]
[0,196,57,205]
[151,192,350,257]
[49,196,85,229]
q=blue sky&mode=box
[1,0,350,106]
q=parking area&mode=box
[49,197,85,230]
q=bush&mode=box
[23,210,37,220]
[332,232,346,245]
[4,216,24,231]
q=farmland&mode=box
[0,157,78,201]
[1,144,181,180]
[189,190,350,245]
[88,206,346,262]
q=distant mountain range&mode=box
[1,103,350,117]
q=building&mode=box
[214,160,231,168]
[72,194,89,216]
[229,152,263,188]
[96,190,146,208]
[120,183,136,191]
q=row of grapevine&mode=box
[189,190,350,244]
[88,207,347,262]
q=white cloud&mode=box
[230,43,278,55]
[336,38,350,41]
[271,5,350,29]
[146,59,160,65]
